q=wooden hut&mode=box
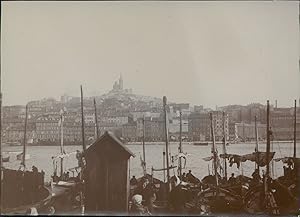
[84,131,134,214]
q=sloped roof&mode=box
[86,131,135,157]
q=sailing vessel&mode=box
[2,152,10,162]
[1,104,52,214]
[193,142,208,146]
[47,87,87,214]
[2,155,9,162]
[274,100,299,200]
[243,100,298,215]
[16,153,30,161]
[195,113,243,213]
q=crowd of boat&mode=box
[128,100,299,216]
[0,82,299,216]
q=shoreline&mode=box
[3,140,297,147]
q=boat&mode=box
[274,100,299,202]
[193,113,243,214]
[48,86,87,214]
[2,155,10,162]
[7,141,22,146]
[243,100,298,215]
[48,109,83,214]
[2,168,52,214]
[16,153,30,161]
[1,104,53,215]
[193,142,208,146]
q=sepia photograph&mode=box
[0,1,299,216]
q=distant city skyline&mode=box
[2,1,299,108]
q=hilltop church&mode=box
[109,74,132,94]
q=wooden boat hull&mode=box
[2,156,10,162]
[2,186,52,215]
[243,181,298,215]
[193,142,208,146]
[44,181,82,214]
[197,186,243,213]
[16,153,30,161]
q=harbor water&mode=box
[2,141,299,182]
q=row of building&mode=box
[2,76,299,144]
[3,105,299,144]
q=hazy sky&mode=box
[1,1,299,108]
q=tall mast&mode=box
[80,85,86,214]
[22,104,28,167]
[163,150,166,182]
[0,23,2,210]
[179,111,183,179]
[255,115,259,152]
[255,115,260,173]
[93,98,99,139]
[265,100,270,194]
[163,96,170,192]
[294,99,296,159]
[59,109,64,178]
[80,85,86,152]
[222,111,227,180]
[142,116,146,175]
[210,113,218,186]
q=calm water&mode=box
[2,141,299,182]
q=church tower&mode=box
[119,74,123,90]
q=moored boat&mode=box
[243,100,298,215]
[2,155,10,162]
[16,153,30,161]
[193,142,208,146]
[1,168,52,214]
[1,104,53,215]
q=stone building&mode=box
[188,111,229,142]
[271,107,300,140]
[121,122,137,142]
[235,122,267,141]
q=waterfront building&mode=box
[188,112,210,141]
[2,117,36,143]
[194,105,204,113]
[235,122,266,141]
[169,118,188,134]
[136,117,165,142]
[35,115,60,143]
[228,122,238,141]
[220,104,266,124]
[3,105,25,118]
[188,111,229,141]
[99,114,132,126]
[121,122,138,142]
[271,107,300,140]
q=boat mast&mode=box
[163,96,170,192]
[179,110,183,179]
[0,32,2,212]
[59,109,64,178]
[255,115,260,173]
[265,100,270,194]
[142,116,146,175]
[80,85,86,214]
[163,150,166,182]
[21,104,28,167]
[81,85,86,152]
[210,113,219,186]
[222,111,227,180]
[294,99,296,159]
[93,98,99,139]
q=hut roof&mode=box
[86,131,135,158]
